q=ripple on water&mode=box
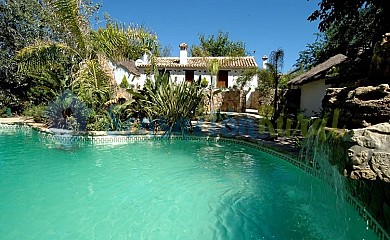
[0,132,380,240]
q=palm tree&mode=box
[267,48,284,122]
[16,0,158,109]
[207,59,219,116]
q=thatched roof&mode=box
[116,60,140,76]
[288,54,348,86]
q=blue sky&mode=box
[97,0,321,72]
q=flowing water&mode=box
[0,129,378,239]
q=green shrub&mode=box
[144,74,204,133]
[45,90,90,131]
[258,105,274,119]
[200,77,209,88]
[23,105,47,123]
[119,76,129,89]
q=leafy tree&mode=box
[257,69,273,92]
[298,0,389,71]
[0,0,64,110]
[119,76,129,89]
[190,31,246,57]
[236,68,258,112]
[91,23,158,61]
[16,0,159,129]
[308,0,389,37]
[157,44,172,57]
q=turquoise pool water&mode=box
[0,129,378,239]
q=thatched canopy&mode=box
[289,54,348,86]
[116,60,140,76]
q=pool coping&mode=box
[1,122,389,239]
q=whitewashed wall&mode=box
[135,68,257,92]
[108,61,137,86]
[300,80,331,117]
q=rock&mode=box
[345,123,390,182]
[350,165,377,181]
[371,152,390,182]
[351,122,390,150]
[323,84,390,129]
[348,145,371,165]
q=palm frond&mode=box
[91,24,159,60]
[46,0,87,52]
[91,25,130,61]
[72,59,113,108]
[16,41,79,74]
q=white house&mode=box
[288,54,348,117]
[108,43,262,107]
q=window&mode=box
[185,70,195,83]
[217,70,228,88]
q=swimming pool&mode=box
[0,128,378,239]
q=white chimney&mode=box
[143,52,150,64]
[179,43,188,65]
[262,55,268,69]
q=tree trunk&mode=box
[272,79,278,122]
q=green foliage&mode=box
[308,0,389,37]
[119,76,129,89]
[190,31,246,57]
[257,69,273,92]
[86,109,113,131]
[91,23,158,61]
[13,0,161,131]
[200,77,209,88]
[258,105,274,119]
[45,90,90,131]
[72,59,112,109]
[48,0,88,52]
[143,74,205,133]
[0,0,64,111]
[298,0,388,72]
[23,105,47,123]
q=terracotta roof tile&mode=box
[137,57,258,69]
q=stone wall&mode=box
[247,91,260,109]
[203,88,301,115]
[302,123,390,234]
[346,124,390,233]
[323,84,390,128]
[220,90,241,112]
[203,90,242,113]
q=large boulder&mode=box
[323,84,390,128]
[346,123,390,182]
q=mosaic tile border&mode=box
[1,123,389,239]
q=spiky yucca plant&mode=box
[144,74,204,134]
